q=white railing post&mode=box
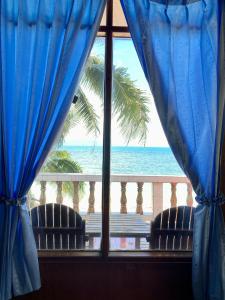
[136,182,144,215]
[73,181,79,212]
[56,181,63,204]
[120,182,127,214]
[170,183,177,207]
[186,183,193,207]
[34,174,192,217]
[88,181,95,214]
[40,181,46,205]
[152,182,163,218]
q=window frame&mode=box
[100,0,192,258]
[38,0,192,259]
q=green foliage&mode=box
[112,66,150,144]
[56,110,79,147]
[74,89,100,137]
[41,54,151,198]
[81,56,104,98]
[59,54,150,145]
[42,151,82,173]
[42,151,84,197]
[27,191,39,209]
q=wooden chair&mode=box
[148,206,195,251]
[30,203,88,250]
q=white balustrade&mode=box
[136,182,144,215]
[186,183,193,206]
[170,183,177,207]
[88,182,96,214]
[39,181,46,205]
[33,173,194,219]
[56,181,63,204]
[152,182,163,218]
[120,182,127,214]
[73,181,80,212]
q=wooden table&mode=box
[84,213,150,249]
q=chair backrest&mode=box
[150,206,195,250]
[30,203,86,250]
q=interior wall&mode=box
[16,256,193,300]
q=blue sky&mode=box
[64,37,169,147]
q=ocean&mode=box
[33,146,192,214]
[60,146,184,176]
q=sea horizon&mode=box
[59,145,184,176]
[31,145,192,214]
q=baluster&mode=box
[136,182,144,215]
[73,181,80,212]
[120,182,127,214]
[186,183,193,207]
[56,181,63,204]
[170,183,177,207]
[88,182,95,213]
[152,182,163,218]
[40,181,46,205]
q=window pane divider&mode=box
[102,0,113,257]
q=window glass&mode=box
[29,38,105,251]
[109,38,196,251]
[28,2,197,254]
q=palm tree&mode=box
[42,151,83,174]
[57,54,150,145]
[41,151,84,198]
[41,54,150,199]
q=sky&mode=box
[64,37,169,148]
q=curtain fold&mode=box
[121,0,225,299]
[0,1,106,299]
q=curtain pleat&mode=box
[121,0,225,299]
[0,1,106,299]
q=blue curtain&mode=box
[121,0,225,299]
[0,1,106,299]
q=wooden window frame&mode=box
[38,0,193,260]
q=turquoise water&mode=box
[60,146,184,176]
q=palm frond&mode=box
[55,54,150,147]
[56,109,79,147]
[41,151,84,197]
[74,89,100,137]
[55,86,100,147]
[81,56,150,144]
[112,66,150,144]
[81,56,104,98]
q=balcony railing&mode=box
[30,173,195,220]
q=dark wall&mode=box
[16,256,193,300]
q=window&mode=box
[29,38,105,251]
[29,0,196,255]
[109,37,196,251]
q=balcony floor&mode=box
[84,213,150,250]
